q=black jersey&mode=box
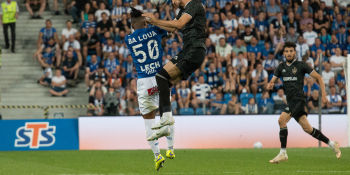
[274,60,313,100]
[176,0,206,48]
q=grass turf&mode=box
[0,148,349,175]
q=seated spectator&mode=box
[223,12,238,33]
[311,38,326,59]
[85,55,100,88]
[97,12,113,35]
[326,35,341,57]
[102,38,116,58]
[261,41,273,60]
[61,20,78,44]
[208,13,224,33]
[251,62,268,95]
[238,9,255,30]
[37,47,54,69]
[247,37,261,60]
[104,52,120,78]
[303,77,319,98]
[272,88,287,113]
[262,52,279,75]
[203,62,222,88]
[95,2,110,22]
[93,66,107,86]
[232,52,248,69]
[208,92,227,115]
[49,69,69,97]
[239,26,257,45]
[223,65,236,94]
[104,87,121,116]
[62,50,80,82]
[228,95,241,114]
[326,86,342,113]
[38,20,59,49]
[81,13,97,34]
[38,68,52,87]
[255,12,268,41]
[232,39,247,59]
[26,0,45,19]
[63,35,81,53]
[241,98,258,114]
[336,25,347,46]
[88,89,104,116]
[177,81,191,109]
[296,36,310,61]
[303,23,318,46]
[285,26,299,43]
[191,75,211,110]
[34,37,61,68]
[258,91,274,114]
[322,62,335,86]
[308,90,324,114]
[215,38,232,64]
[111,0,127,24]
[81,27,100,60]
[209,28,225,45]
[329,47,345,73]
[236,66,250,94]
[80,2,93,22]
[167,41,181,59]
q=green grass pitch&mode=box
[0,148,349,175]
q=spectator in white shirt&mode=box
[296,35,310,61]
[63,35,81,52]
[329,47,345,72]
[251,62,268,95]
[191,75,211,109]
[322,62,335,86]
[232,52,248,69]
[61,20,78,44]
[216,38,232,63]
[303,23,318,46]
[238,9,255,30]
[223,12,238,33]
[177,80,191,109]
[209,28,225,45]
[95,2,110,22]
[326,86,342,113]
[49,69,69,97]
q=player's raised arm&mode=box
[142,12,191,30]
[309,70,328,104]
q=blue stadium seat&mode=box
[240,93,254,106]
[179,108,195,115]
[224,93,232,104]
[195,108,204,115]
[255,93,262,103]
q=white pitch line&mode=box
[296,170,350,174]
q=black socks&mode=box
[310,128,330,144]
[280,127,288,148]
[156,69,172,113]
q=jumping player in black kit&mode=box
[267,42,341,163]
[142,0,206,140]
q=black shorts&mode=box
[286,97,308,122]
[170,46,206,80]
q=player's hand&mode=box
[322,95,328,104]
[266,82,274,90]
[142,13,157,24]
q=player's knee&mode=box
[278,117,287,127]
[156,68,171,82]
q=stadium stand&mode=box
[0,0,349,118]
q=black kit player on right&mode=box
[266,42,341,164]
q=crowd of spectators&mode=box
[33,0,349,116]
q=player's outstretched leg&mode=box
[298,115,341,159]
[152,66,178,129]
[166,125,175,159]
[270,112,291,164]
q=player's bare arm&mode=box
[309,70,328,104]
[267,76,278,90]
[142,12,191,30]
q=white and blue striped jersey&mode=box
[125,26,167,79]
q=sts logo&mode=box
[15,122,56,149]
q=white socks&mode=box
[280,148,286,154]
[144,119,160,158]
[328,140,335,149]
[166,124,174,151]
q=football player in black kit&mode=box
[267,42,341,163]
[142,0,206,141]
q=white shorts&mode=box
[137,76,159,115]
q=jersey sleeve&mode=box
[183,1,197,18]
[302,61,313,74]
[273,63,282,78]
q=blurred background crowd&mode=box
[31,0,349,116]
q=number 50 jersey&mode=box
[125,26,167,79]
